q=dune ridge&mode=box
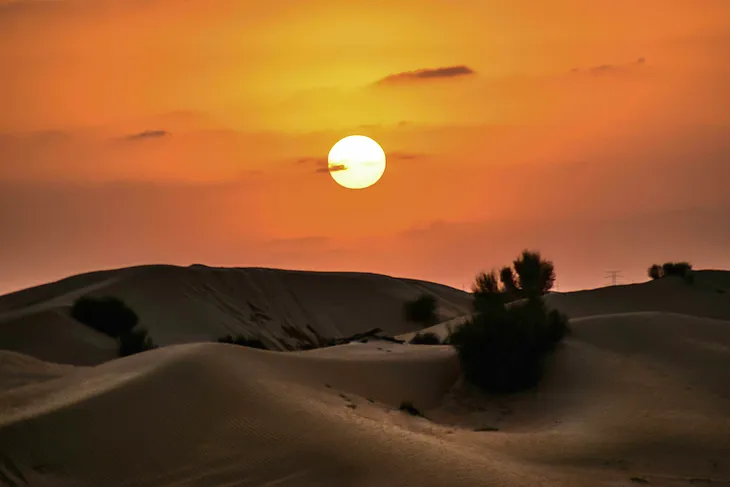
[0,265,472,365]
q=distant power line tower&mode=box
[605,270,623,286]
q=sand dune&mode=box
[545,271,730,321]
[0,265,472,365]
[0,269,729,486]
[0,343,551,487]
[1,310,728,486]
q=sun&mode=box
[327,135,386,189]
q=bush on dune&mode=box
[647,261,694,284]
[71,296,138,337]
[472,250,555,311]
[404,293,439,326]
[119,327,157,357]
[71,295,156,357]
[449,250,569,393]
[409,332,442,345]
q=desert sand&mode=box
[0,267,729,486]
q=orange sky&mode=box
[2,0,730,293]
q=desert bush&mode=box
[502,250,556,299]
[472,270,507,312]
[648,264,663,280]
[119,328,156,357]
[217,334,268,350]
[404,293,439,326]
[71,296,138,337]
[409,332,441,345]
[450,298,569,393]
[472,251,555,307]
[661,261,693,278]
[649,262,694,283]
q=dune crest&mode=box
[0,265,471,365]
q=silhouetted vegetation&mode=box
[398,401,423,417]
[71,296,138,337]
[217,334,268,350]
[70,296,157,357]
[500,250,556,299]
[648,264,663,280]
[404,293,439,326]
[119,327,157,357]
[472,250,556,311]
[450,251,569,394]
[647,261,694,284]
[409,332,441,345]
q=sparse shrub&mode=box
[398,401,422,416]
[409,332,441,345]
[472,270,507,312]
[648,264,663,280]
[217,334,268,350]
[119,328,156,357]
[649,262,694,283]
[472,251,555,308]
[450,298,569,393]
[404,293,439,326]
[451,252,569,394]
[71,296,138,337]
[661,261,693,278]
[502,250,556,299]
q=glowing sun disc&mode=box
[327,135,386,189]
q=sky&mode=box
[2,0,730,294]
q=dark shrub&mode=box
[472,270,507,312]
[473,251,555,304]
[409,332,441,345]
[119,328,156,357]
[71,296,138,337]
[404,293,439,326]
[217,334,268,350]
[648,264,663,280]
[511,250,556,299]
[662,261,693,278]
[450,297,569,393]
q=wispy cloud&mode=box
[315,164,347,174]
[389,152,423,161]
[376,65,475,85]
[125,130,170,141]
[296,156,348,173]
[571,58,647,76]
[298,152,421,174]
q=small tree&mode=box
[71,296,138,337]
[404,293,439,326]
[648,264,663,280]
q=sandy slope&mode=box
[545,272,730,321]
[0,270,728,486]
[0,265,471,365]
[1,310,728,486]
[0,343,550,487]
